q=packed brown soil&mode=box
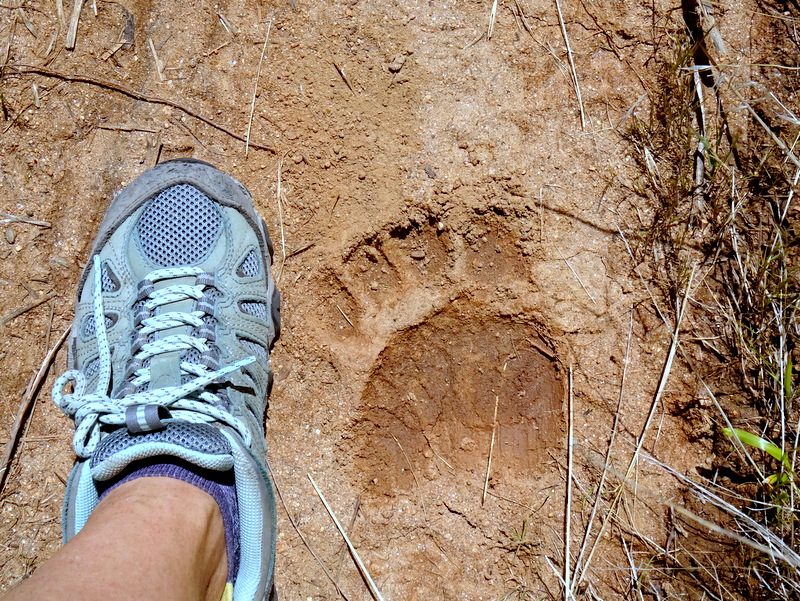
[0,0,787,599]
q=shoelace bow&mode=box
[53,256,255,458]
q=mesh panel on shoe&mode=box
[236,249,262,277]
[239,301,269,320]
[101,262,120,292]
[90,421,233,468]
[136,184,222,267]
[81,314,118,338]
[84,357,100,377]
[239,338,268,362]
[182,348,202,365]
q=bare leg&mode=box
[1,477,227,601]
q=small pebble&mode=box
[5,226,15,244]
[410,249,425,260]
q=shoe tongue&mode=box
[89,422,234,482]
[149,275,197,391]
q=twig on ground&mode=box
[482,395,499,505]
[202,40,231,57]
[0,291,56,326]
[98,123,158,133]
[332,62,356,95]
[0,327,69,496]
[308,474,386,601]
[1,213,51,227]
[8,65,276,152]
[246,20,272,157]
[286,242,315,259]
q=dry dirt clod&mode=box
[388,54,406,73]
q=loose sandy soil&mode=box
[0,0,789,599]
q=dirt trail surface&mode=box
[0,0,780,599]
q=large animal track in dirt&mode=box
[353,302,563,496]
[312,205,566,498]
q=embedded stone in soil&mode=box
[351,300,565,495]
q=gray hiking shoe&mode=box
[52,159,280,601]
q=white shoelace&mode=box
[53,256,255,458]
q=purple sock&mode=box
[99,460,240,582]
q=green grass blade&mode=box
[784,356,793,401]
[723,427,791,470]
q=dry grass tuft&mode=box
[614,3,800,598]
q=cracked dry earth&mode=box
[0,0,771,599]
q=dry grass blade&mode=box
[570,309,633,593]
[557,249,596,305]
[0,213,51,227]
[620,535,645,601]
[336,304,354,328]
[564,366,574,601]
[308,474,386,601]
[482,394,499,505]
[624,265,693,480]
[333,62,356,95]
[148,37,165,82]
[554,0,586,128]
[55,0,65,28]
[487,0,499,40]
[246,20,272,157]
[65,0,83,49]
[275,157,287,282]
[727,81,800,169]
[644,454,800,570]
